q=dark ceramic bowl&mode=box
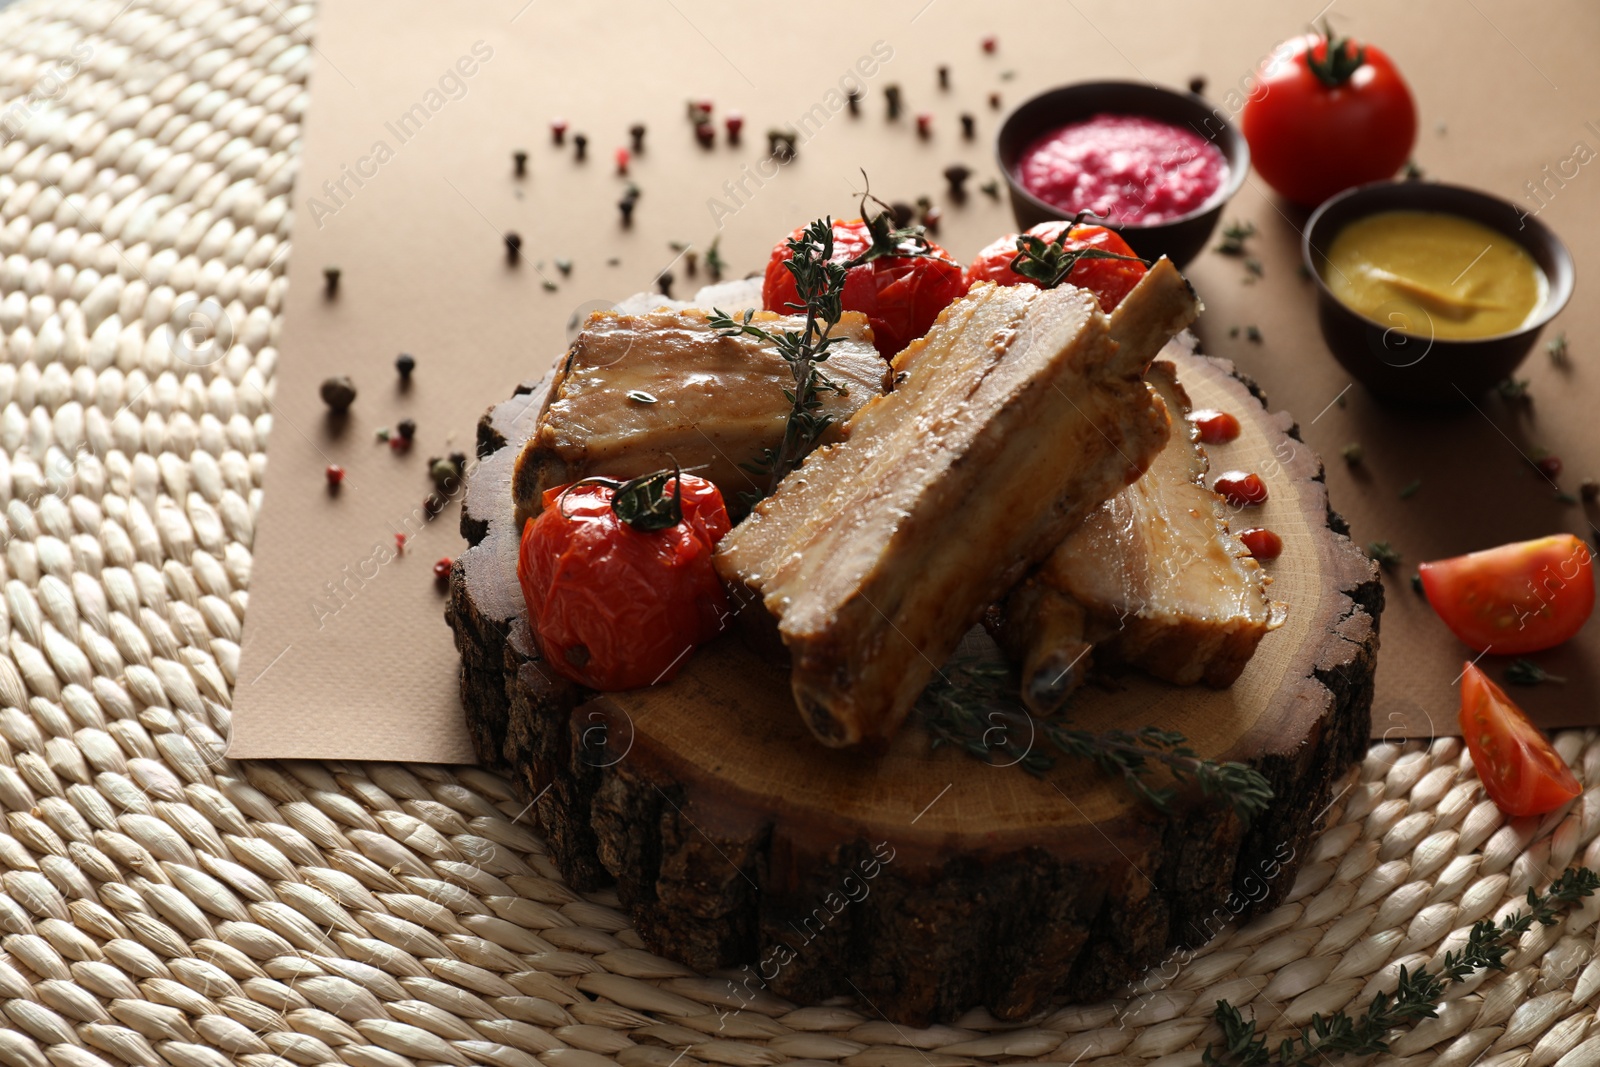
[996,81,1249,268]
[1303,181,1574,406]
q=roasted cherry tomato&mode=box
[1189,409,1241,445]
[1240,25,1417,207]
[1238,528,1283,561]
[518,472,731,690]
[762,218,967,357]
[1214,471,1268,508]
[1460,661,1580,817]
[1419,534,1594,655]
[966,221,1147,313]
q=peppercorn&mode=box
[320,375,356,413]
[555,258,572,276]
[423,492,445,519]
[915,112,933,138]
[389,434,409,452]
[937,65,950,89]
[434,557,453,581]
[1188,76,1207,96]
[550,118,568,145]
[943,163,972,200]
[767,129,795,161]
[614,146,630,175]
[921,204,942,234]
[629,123,646,152]
[322,266,340,297]
[1535,454,1563,479]
[573,132,587,160]
[657,271,674,298]
[395,353,415,380]
[724,112,743,145]
[960,113,975,140]
[884,84,902,120]
[397,418,416,441]
[988,91,1001,110]
[889,201,915,228]
[846,88,862,116]
[694,122,715,148]
[512,150,528,177]
[684,250,698,277]
[1582,478,1600,503]
[325,464,344,489]
[691,98,713,120]
[394,533,406,553]
[981,34,997,53]
[979,178,1001,200]
[429,455,461,491]
[618,189,638,226]
[504,232,522,264]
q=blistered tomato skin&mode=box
[965,222,1148,313]
[762,218,968,358]
[1189,409,1241,445]
[1238,528,1283,560]
[518,476,731,691]
[1215,471,1269,508]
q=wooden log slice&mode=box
[447,333,1383,1026]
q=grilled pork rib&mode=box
[513,307,884,526]
[995,358,1285,714]
[715,259,1200,748]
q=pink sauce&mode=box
[1018,113,1228,225]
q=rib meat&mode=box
[513,307,884,525]
[994,357,1286,714]
[715,259,1200,748]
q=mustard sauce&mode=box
[1322,210,1546,340]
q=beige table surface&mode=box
[230,0,1600,762]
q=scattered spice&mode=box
[1496,376,1531,402]
[395,353,415,380]
[1245,325,1262,343]
[618,188,639,226]
[572,132,587,160]
[695,121,715,148]
[979,178,1001,200]
[550,118,568,145]
[1403,158,1425,180]
[1188,75,1207,95]
[429,453,467,492]
[322,266,340,297]
[1582,478,1599,503]
[888,201,916,228]
[684,250,698,277]
[504,232,522,264]
[915,112,933,138]
[1244,257,1264,279]
[397,418,416,441]
[1399,478,1421,499]
[724,112,743,145]
[846,88,862,115]
[920,203,942,234]
[943,163,972,200]
[1505,659,1567,686]
[629,123,646,152]
[657,270,674,298]
[389,434,410,452]
[555,258,572,276]
[319,376,356,413]
[422,492,445,519]
[960,113,976,140]
[988,91,1002,110]
[394,532,406,554]
[614,146,630,175]
[981,34,997,53]
[375,427,390,442]
[884,84,902,120]
[1341,442,1363,465]
[706,237,726,282]
[937,64,950,89]
[433,557,453,582]
[1548,331,1570,368]
[768,128,796,161]
[542,279,558,292]
[1533,451,1563,479]
[1214,219,1256,257]
[1411,571,1424,595]
[512,150,527,177]
[1366,540,1402,570]
[325,464,344,489]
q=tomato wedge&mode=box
[1459,662,1580,817]
[1418,534,1594,655]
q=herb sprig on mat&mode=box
[1204,867,1600,1066]
[919,660,1273,821]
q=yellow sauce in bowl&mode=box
[1321,210,1546,340]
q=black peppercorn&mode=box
[629,123,646,152]
[889,201,915,228]
[395,353,415,380]
[397,418,416,441]
[322,266,340,297]
[960,113,975,140]
[846,88,862,116]
[884,84,902,120]
[988,91,1001,110]
[1188,75,1207,96]
[657,271,674,298]
[618,192,637,226]
[573,133,587,160]
[937,65,950,89]
[320,375,356,413]
[943,163,972,201]
[685,250,698,277]
[512,150,528,177]
[504,232,522,264]
[555,258,572,276]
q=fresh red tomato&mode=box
[1419,535,1594,655]
[763,218,967,357]
[1240,26,1417,207]
[1214,471,1268,508]
[518,472,731,690]
[1238,528,1283,561]
[1460,661,1580,817]
[966,221,1147,313]
[1190,409,1241,445]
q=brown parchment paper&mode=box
[230,0,1600,762]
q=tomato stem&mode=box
[1305,20,1367,88]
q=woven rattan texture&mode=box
[1,1,1599,1065]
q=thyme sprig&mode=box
[1008,210,1148,289]
[918,660,1273,821]
[1505,658,1566,686]
[1205,867,1600,1066]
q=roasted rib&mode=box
[513,307,884,525]
[994,358,1285,714]
[715,259,1200,748]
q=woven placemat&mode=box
[0,1,1597,1065]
